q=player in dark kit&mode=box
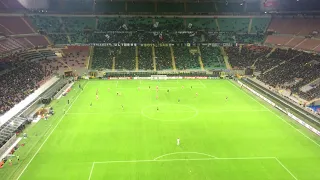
[90,102,92,107]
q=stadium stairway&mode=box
[266,47,276,58]
[88,46,94,69]
[112,57,115,71]
[95,18,99,29]
[58,17,71,44]
[220,47,232,69]
[152,46,156,71]
[215,18,220,31]
[293,39,307,49]
[170,46,177,71]
[21,17,36,33]
[248,18,253,33]
[24,38,35,48]
[197,46,205,70]
[135,46,139,71]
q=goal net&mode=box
[151,75,168,80]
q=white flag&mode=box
[153,22,159,28]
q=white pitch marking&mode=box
[228,80,320,148]
[153,152,217,160]
[198,80,207,88]
[275,158,298,180]
[93,156,276,164]
[17,81,88,180]
[67,109,268,115]
[88,163,95,180]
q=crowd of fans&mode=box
[91,47,114,70]
[115,47,136,70]
[226,45,320,101]
[155,47,172,70]
[28,16,269,44]
[0,61,52,114]
[226,45,271,69]
[173,47,200,70]
[200,46,224,69]
[138,47,153,70]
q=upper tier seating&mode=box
[218,18,250,33]
[268,18,320,36]
[0,16,34,34]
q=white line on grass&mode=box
[198,80,207,88]
[153,152,217,160]
[91,156,296,180]
[275,158,298,180]
[88,163,95,180]
[67,109,268,115]
[228,80,320,148]
[17,81,88,180]
[94,156,276,164]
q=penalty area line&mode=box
[17,81,88,180]
[94,156,276,164]
[88,163,95,180]
[275,158,298,180]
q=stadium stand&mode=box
[0,60,54,114]
[218,18,249,33]
[173,46,200,70]
[95,2,125,13]
[138,47,153,70]
[91,46,114,70]
[114,47,136,70]
[61,46,89,70]
[0,16,34,34]
[200,46,224,69]
[29,15,62,33]
[127,2,155,12]
[155,47,172,70]
[185,18,217,31]
[186,2,216,13]
[157,3,184,13]
[155,17,184,31]
[268,18,320,36]
[62,17,96,32]
[251,17,271,33]
[226,45,271,69]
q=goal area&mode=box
[151,75,168,80]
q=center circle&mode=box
[141,104,198,121]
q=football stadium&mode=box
[0,0,320,179]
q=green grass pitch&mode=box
[1,80,320,180]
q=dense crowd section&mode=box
[24,16,270,45]
[0,60,54,114]
[226,46,320,101]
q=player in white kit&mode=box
[177,138,180,146]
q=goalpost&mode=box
[151,75,168,80]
